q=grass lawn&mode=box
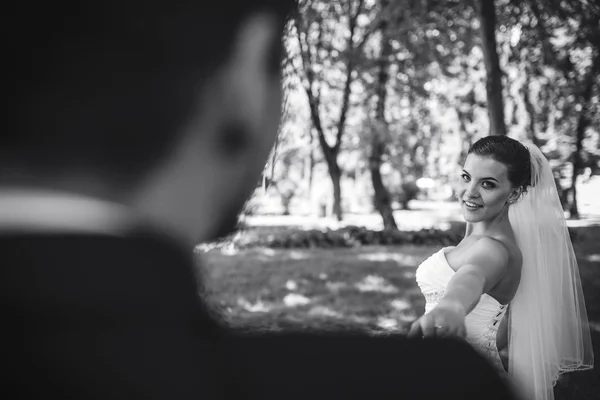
[197,225,600,399]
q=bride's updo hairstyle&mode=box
[467,136,532,193]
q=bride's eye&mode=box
[461,174,470,182]
[482,181,496,189]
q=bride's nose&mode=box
[464,183,480,199]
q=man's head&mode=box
[4,1,296,244]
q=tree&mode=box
[476,0,507,135]
[269,145,305,215]
[380,0,482,195]
[290,0,374,221]
[499,0,600,214]
[367,0,398,229]
[272,0,599,221]
[569,52,600,218]
[261,45,313,215]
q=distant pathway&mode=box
[243,200,600,231]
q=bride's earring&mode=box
[507,188,523,205]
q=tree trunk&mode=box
[455,107,473,161]
[370,9,398,230]
[307,128,315,199]
[568,182,579,219]
[328,160,343,221]
[282,195,292,216]
[477,0,507,136]
[370,139,397,229]
[555,173,568,209]
[522,71,542,147]
[401,199,410,210]
[569,52,600,218]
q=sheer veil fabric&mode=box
[507,143,594,400]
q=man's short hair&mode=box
[5,1,295,183]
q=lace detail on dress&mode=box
[423,290,445,304]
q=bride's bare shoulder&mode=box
[455,236,510,269]
[486,235,521,258]
[469,236,510,257]
[474,235,522,271]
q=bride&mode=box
[408,136,594,399]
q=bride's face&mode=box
[457,154,517,223]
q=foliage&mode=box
[496,0,600,209]
[261,0,600,219]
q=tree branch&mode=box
[528,0,575,74]
[334,0,365,152]
[292,13,332,153]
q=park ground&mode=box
[197,201,600,399]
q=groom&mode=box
[1,1,514,399]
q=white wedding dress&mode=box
[415,246,508,376]
[412,145,594,400]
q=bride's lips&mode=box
[462,200,483,211]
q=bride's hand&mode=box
[407,302,467,339]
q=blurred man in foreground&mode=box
[2,1,514,399]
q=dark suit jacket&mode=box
[1,229,515,399]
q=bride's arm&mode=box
[437,238,508,316]
[409,238,509,338]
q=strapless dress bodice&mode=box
[415,246,508,375]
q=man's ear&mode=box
[218,12,282,141]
